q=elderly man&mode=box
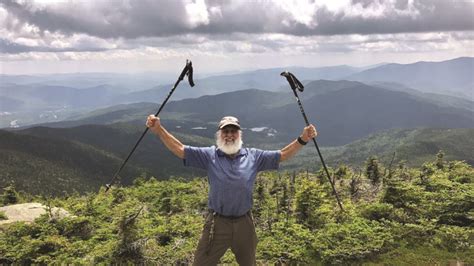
[146,115,317,266]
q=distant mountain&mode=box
[255,83,473,145]
[0,72,174,90]
[0,96,25,112]
[160,81,474,146]
[0,83,132,128]
[115,65,361,102]
[0,66,360,128]
[31,81,474,146]
[370,82,474,112]
[0,83,130,110]
[347,57,474,98]
[2,57,472,129]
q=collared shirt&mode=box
[183,145,281,216]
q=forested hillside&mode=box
[2,127,473,196]
[0,155,472,264]
[0,129,143,195]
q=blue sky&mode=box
[1,0,473,74]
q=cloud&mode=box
[1,0,473,39]
[0,0,472,69]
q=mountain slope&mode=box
[371,82,474,112]
[16,124,211,180]
[30,82,474,146]
[253,83,474,145]
[329,128,474,166]
[3,125,473,196]
[347,57,473,98]
[0,129,143,195]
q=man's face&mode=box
[220,126,240,144]
[216,125,243,155]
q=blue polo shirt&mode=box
[184,145,281,216]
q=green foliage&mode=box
[0,211,7,220]
[359,202,395,222]
[433,225,473,252]
[257,221,315,264]
[0,158,472,264]
[312,218,394,264]
[366,156,383,185]
[436,150,445,170]
[295,178,332,228]
[382,179,426,222]
[1,185,20,206]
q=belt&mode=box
[209,210,249,220]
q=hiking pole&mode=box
[105,60,195,192]
[280,71,344,212]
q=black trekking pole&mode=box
[280,71,344,212]
[104,60,195,192]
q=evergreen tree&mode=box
[349,169,362,200]
[366,156,382,185]
[1,185,19,205]
[436,150,445,170]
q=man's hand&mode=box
[146,115,161,133]
[300,124,317,142]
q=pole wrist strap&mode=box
[297,136,308,145]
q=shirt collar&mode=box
[216,147,247,157]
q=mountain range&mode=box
[348,57,473,98]
[0,57,473,196]
[1,57,472,128]
[29,80,474,146]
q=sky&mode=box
[0,0,473,74]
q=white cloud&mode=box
[275,0,318,27]
[185,0,210,27]
[0,0,473,74]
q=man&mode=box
[146,115,317,266]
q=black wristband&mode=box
[297,136,307,145]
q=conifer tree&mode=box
[436,150,445,170]
[366,156,382,185]
[1,185,19,205]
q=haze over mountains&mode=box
[1,57,472,128]
[1,57,473,195]
[348,57,473,98]
[26,80,474,145]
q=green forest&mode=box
[0,152,472,264]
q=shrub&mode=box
[312,218,394,264]
[359,202,394,221]
[257,221,315,264]
[295,179,332,228]
[433,226,473,252]
[2,185,20,205]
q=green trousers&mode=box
[193,211,257,266]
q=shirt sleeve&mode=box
[183,145,213,170]
[253,148,281,172]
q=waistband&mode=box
[209,210,250,220]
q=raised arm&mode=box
[146,114,185,159]
[280,124,317,162]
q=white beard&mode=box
[215,131,243,155]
